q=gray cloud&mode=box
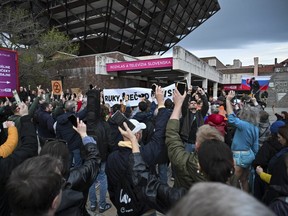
[179,0,288,50]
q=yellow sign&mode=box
[51,80,62,95]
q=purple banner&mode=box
[106,57,173,72]
[0,48,18,98]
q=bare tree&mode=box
[0,6,79,87]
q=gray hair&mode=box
[167,182,275,216]
[238,105,259,126]
[64,100,77,112]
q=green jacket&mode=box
[166,119,207,189]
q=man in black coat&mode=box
[106,86,171,216]
[56,100,87,167]
[0,103,38,215]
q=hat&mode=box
[129,119,146,134]
[270,120,285,134]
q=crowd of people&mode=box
[0,82,288,216]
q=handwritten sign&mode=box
[51,80,62,95]
[103,83,175,106]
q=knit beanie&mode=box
[270,120,285,134]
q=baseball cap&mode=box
[270,120,285,134]
[129,119,146,134]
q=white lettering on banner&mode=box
[0,73,11,77]
[103,83,175,106]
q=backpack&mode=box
[114,174,142,216]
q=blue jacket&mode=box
[56,108,87,151]
[36,109,55,139]
[228,113,259,154]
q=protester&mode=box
[180,85,209,153]
[106,85,170,216]
[166,88,224,190]
[0,121,18,158]
[86,89,113,213]
[250,77,260,101]
[256,125,288,206]
[258,110,271,147]
[6,155,64,216]
[272,106,288,125]
[226,90,259,191]
[252,120,285,201]
[0,102,38,215]
[34,102,55,142]
[204,104,227,137]
[40,118,101,215]
[55,100,87,167]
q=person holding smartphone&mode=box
[179,85,209,153]
[106,85,171,216]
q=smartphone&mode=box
[111,110,135,131]
[151,83,157,93]
[176,82,186,95]
[68,115,78,127]
[12,90,21,105]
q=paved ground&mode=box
[86,106,288,216]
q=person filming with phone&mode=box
[179,85,209,153]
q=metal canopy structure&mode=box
[2,0,220,56]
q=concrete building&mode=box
[50,46,287,107]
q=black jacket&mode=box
[180,94,209,143]
[57,141,101,216]
[106,107,171,215]
[130,152,187,214]
[0,115,38,216]
[252,136,283,170]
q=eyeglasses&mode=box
[189,102,197,104]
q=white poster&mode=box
[103,83,175,106]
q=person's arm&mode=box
[181,92,190,117]
[0,122,18,158]
[139,86,170,166]
[256,166,271,184]
[198,88,209,117]
[166,89,193,172]
[226,90,235,116]
[68,118,101,191]
[28,94,40,116]
[0,103,38,181]
[128,134,187,214]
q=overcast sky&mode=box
[170,0,288,66]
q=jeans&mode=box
[158,163,168,184]
[89,162,108,208]
[71,148,82,167]
[184,142,195,153]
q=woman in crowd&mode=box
[226,91,259,192]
